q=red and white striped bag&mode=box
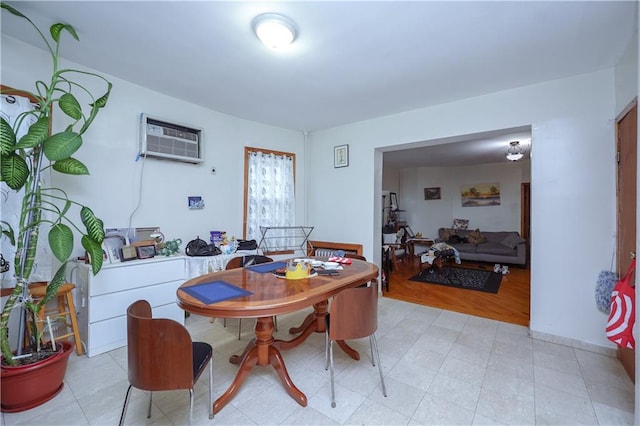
[328,256,352,264]
[606,259,636,349]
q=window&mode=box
[243,147,295,248]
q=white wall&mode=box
[615,27,638,115]
[308,69,618,349]
[400,161,529,238]
[3,29,636,353]
[1,36,306,258]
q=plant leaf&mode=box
[50,23,78,42]
[52,157,89,175]
[0,221,16,246]
[48,224,74,262]
[0,117,16,155]
[42,265,67,309]
[82,235,103,275]
[43,130,82,161]
[81,207,105,243]
[92,82,112,108]
[15,117,49,149]
[58,93,82,120]
[81,82,112,134]
[1,3,27,19]
[0,153,29,190]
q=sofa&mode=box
[436,227,527,266]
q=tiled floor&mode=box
[2,297,635,425]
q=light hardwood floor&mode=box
[383,255,530,327]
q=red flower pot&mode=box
[1,341,74,413]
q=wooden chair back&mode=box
[329,282,378,341]
[126,300,194,391]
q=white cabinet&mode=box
[73,256,185,357]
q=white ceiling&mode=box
[1,1,636,166]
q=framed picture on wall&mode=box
[424,187,441,200]
[334,144,349,168]
[461,182,501,207]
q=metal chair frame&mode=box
[324,282,387,407]
[119,300,213,425]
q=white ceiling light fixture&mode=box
[505,141,524,161]
[253,13,297,49]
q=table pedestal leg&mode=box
[214,316,306,414]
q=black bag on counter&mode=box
[186,237,221,256]
[237,239,258,250]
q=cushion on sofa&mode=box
[477,241,517,256]
[501,233,526,249]
[439,228,453,241]
[452,242,477,253]
[452,218,469,230]
[466,229,488,244]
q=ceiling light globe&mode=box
[253,14,296,49]
[506,152,524,161]
[505,141,524,161]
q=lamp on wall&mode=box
[505,141,524,161]
[252,13,297,49]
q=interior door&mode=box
[615,99,637,383]
[617,101,637,273]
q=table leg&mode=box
[214,316,307,414]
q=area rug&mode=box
[409,265,503,293]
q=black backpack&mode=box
[185,237,221,256]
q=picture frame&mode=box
[120,245,138,262]
[461,182,501,207]
[103,235,125,263]
[136,244,157,259]
[334,144,349,168]
[424,187,441,200]
[188,196,205,209]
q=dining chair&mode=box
[119,300,213,425]
[324,282,387,407]
[224,255,274,339]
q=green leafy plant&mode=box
[0,3,111,365]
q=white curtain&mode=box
[246,150,295,248]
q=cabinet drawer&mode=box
[89,257,185,296]
[88,280,183,323]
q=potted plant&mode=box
[0,4,111,411]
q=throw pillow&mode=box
[439,228,453,241]
[501,233,526,249]
[452,218,469,230]
[466,229,488,244]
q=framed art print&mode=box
[136,244,157,259]
[424,187,441,200]
[334,144,349,168]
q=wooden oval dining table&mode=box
[176,257,379,414]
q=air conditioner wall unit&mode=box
[140,113,204,164]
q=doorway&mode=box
[380,128,532,325]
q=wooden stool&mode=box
[28,282,83,355]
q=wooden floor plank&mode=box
[382,255,530,326]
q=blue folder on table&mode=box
[180,280,252,305]
[244,261,287,273]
